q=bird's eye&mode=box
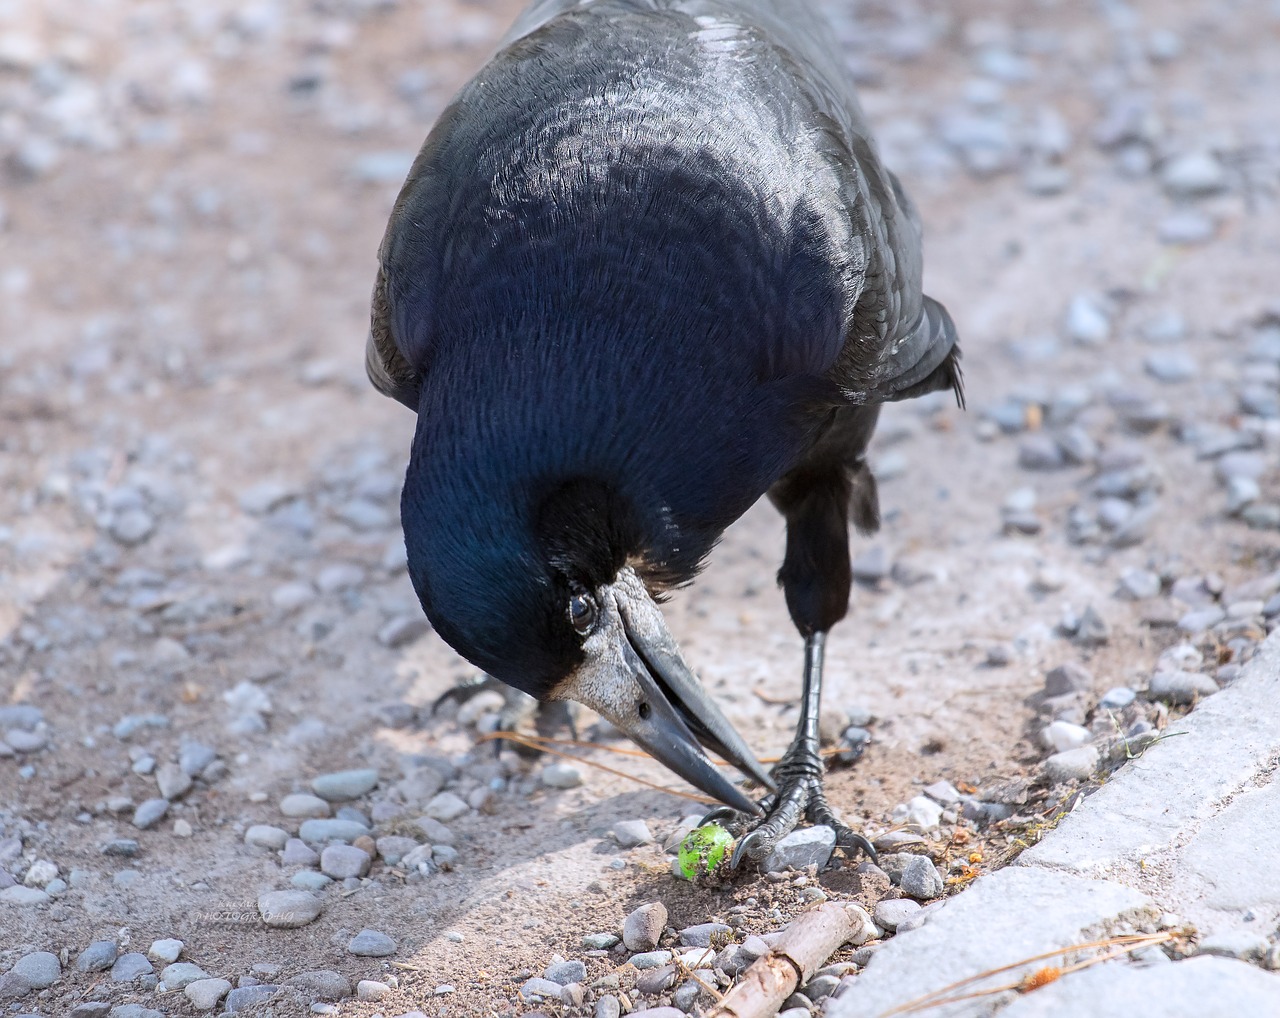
[568,592,598,635]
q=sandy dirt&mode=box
[1,0,1278,1015]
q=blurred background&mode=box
[1,0,1278,1013]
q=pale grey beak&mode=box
[553,568,772,814]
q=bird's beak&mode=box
[552,567,771,814]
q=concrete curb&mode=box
[829,630,1280,1018]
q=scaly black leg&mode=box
[701,633,875,868]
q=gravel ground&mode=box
[1,0,1279,1015]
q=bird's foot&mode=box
[700,751,874,870]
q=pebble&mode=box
[155,762,193,800]
[1117,568,1161,600]
[1065,294,1110,344]
[160,962,208,990]
[522,977,567,1001]
[898,855,945,900]
[612,820,653,847]
[635,964,678,995]
[1159,210,1216,244]
[5,729,47,753]
[12,952,60,989]
[1044,745,1100,783]
[109,508,156,546]
[320,844,371,879]
[425,792,470,821]
[280,793,330,818]
[148,939,183,963]
[185,977,231,1010]
[110,953,154,982]
[631,950,674,969]
[680,922,731,947]
[22,859,57,886]
[623,901,668,952]
[1198,930,1271,961]
[850,546,891,584]
[762,825,836,872]
[257,889,324,928]
[347,929,397,957]
[298,818,369,843]
[596,995,622,1018]
[1043,720,1092,752]
[356,979,391,1001]
[1017,433,1066,470]
[1044,661,1092,696]
[286,970,351,1001]
[874,898,922,931]
[312,769,379,801]
[377,615,430,648]
[76,941,119,973]
[545,959,587,984]
[375,835,420,864]
[69,1005,111,1018]
[179,742,218,777]
[541,763,583,788]
[583,932,620,950]
[1149,670,1219,704]
[893,795,943,831]
[282,838,320,866]
[1144,351,1197,382]
[1073,606,1110,646]
[225,985,278,1011]
[1179,607,1225,634]
[1160,150,1227,197]
[240,824,287,850]
[291,871,332,891]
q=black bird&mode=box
[367,0,963,864]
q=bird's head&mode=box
[403,461,770,814]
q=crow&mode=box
[367,0,962,866]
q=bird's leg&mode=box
[433,675,577,757]
[712,632,874,868]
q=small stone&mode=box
[635,965,678,995]
[0,885,48,905]
[1099,686,1136,709]
[375,835,420,864]
[1017,433,1066,470]
[280,793,330,818]
[1073,606,1110,646]
[70,1004,112,1018]
[1117,569,1161,600]
[173,818,193,837]
[377,615,430,648]
[541,763,583,789]
[5,729,47,753]
[894,795,943,832]
[1178,607,1226,634]
[1159,210,1216,245]
[1044,745,1100,783]
[630,950,674,969]
[596,995,622,1018]
[185,977,232,1010]
[898,855,945,900]
[297,818,369,843]
[679,922,731,947]
[1044,662,1091,696]
[245,824,290,850]
[155,762,193,800]
[1043,720,1092,753]
[148,939,183,964]
[286,970,351,1001]
[347,929,397,957]
[1144,351,1197,383]
[522,976,567,1001]
[76,941,119,973]
[357,979,391,1001]
[160,962,208,989]
[623,902,669,952]
[12,952,60,989]
[1198,930,1271,962]
[851,546,891,584]
[1149,670,1219,704]
[282,838,320,866]
[22,859,57,887]
[762,825,836,872]
[1160,150,1227,198]
[1065,294,1110,345]
[225,985,278,1011]
[320,844,371,879]
[312,768,379,801]
[109,508,156,546]
[545,959,587,984]
[291,870,332,891]
[612,820,653,847]
[583,932,620,950]
[257,889,324,928]
[110,953,154,982]
[873,898,921,931]
[425,792,470,821]
[923,780,960,805]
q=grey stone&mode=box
[155,762,193,800]
[1018,433,1066,470]
[281,836,320,866]
[874,898,922,931]
[630,950,673,969]
[521,976,567,1000]
[287,970,351,1001]
[4,728,47,752]
[12,952,59,989]
[1144,351,1197,383]
[1044,746,1099,783]
[225,984,278,1011]
[826,868,1154,1018]
[377,615,430,647]
[320,843,371,878]
[375,835,420,864]
[898,856,945,900]
[612,820,653,847]
[1149,670,1219,704]
[312,768,379,801]
[185,977,231,1010]
[851,546,891,583]
[75,941,119,972]
[257,889,324,928]
[1099,687,1137,709]
[762,825,836,872]
[679,922,731,947]
[347,928,397,957]
[1179,607,1226,634]
[147,939,183,963]
[280,793,330,818]
[1045,662,1092,695]
[583,932,620,950]
[178,742,218,776]
[107,1007,165,1018]
[993,956,1280,1018]
[110,953,154,982]
[245,824,289,850]
[291,870,332,890]
[109,508,156,546]
[297,818,369,843]
[1160,150,1227,198]
[1044,720,1091,753]
[541,762,583,788]
[160,962,208,989]
[1118,569,1162,600]
[596,994,622,1018]
[357,978,392,1000]
[635,964,678,995]
[70,1004,112,1018]
[1158,210,1216,245]
[1065,294,1110,344]
[425,792,469,821]
[128,797,167,829]
[923,780,961,805]
[0,885,47,906]
[1198,929,1271,961]
[545,959,587,984]
[623,901,668,951]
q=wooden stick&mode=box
[706,901,875,1018]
